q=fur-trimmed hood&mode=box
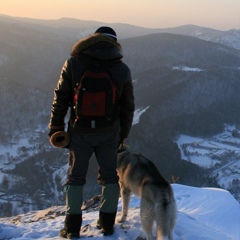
[71,33,123,60]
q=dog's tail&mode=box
[142,182,176,240]
[156,185,176,240]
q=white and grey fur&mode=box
[117,149,176,240]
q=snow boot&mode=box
[97,211,116,236]
[59,214,82,239]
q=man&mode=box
[48,26,135,239]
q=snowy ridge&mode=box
[0,184,239,240]
[171,25,240,50]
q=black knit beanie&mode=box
[95,26,117,40]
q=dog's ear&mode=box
[117,144,131,161]
[118,144,129,153]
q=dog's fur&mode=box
[117,150,176,240]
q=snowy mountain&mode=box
[1,14,239,50]
[1,14,240,218]
[158,24,240,51]
[0,184,239,240]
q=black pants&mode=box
[67,132,119,185]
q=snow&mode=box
[175,126,240,198]
[176,130,240,168]
[0,130,41,158]
[173,66,204,72]
[132,107,150,125]
[0,54,9,67]
[0,184,239,240]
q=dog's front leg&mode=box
[117,186,131,223]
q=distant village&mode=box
[178,126,240,202]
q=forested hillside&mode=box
[1,15,240,216]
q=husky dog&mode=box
[117,149,176,240]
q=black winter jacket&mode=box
[49,33,135,139]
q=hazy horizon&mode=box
[1,0,240,31]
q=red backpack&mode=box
[73,69,117,129]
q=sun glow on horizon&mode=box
[1,0,239,30]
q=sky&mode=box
[0,0,240,30]
[0,184,239,239]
